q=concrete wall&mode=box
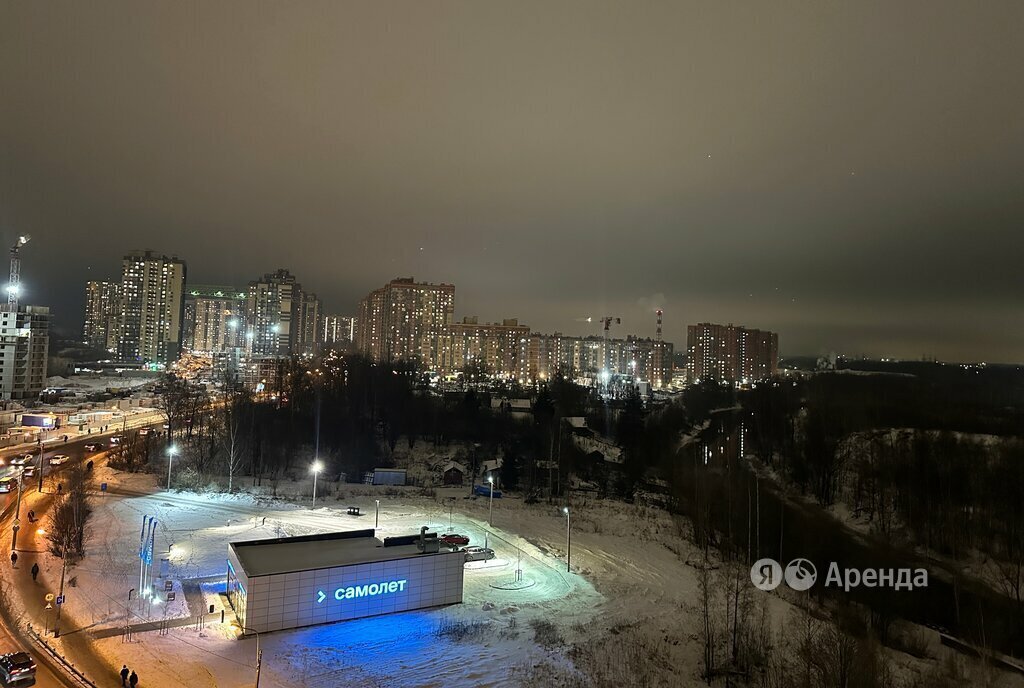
[242,550,464,633]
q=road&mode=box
[0,417,166,688]
[0,618,65,687]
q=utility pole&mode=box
[53,540,68,637]
[36,434,44,492]
[11,467,24,551]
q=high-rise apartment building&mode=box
[245,269,321,357]
[0,305,50,400]
[298,292,322,355]
[323,315,357,348]
[443,317,531,381]
[356,277,455,369]
[527,333,673,387]
[82,280,121,353]
[686,323,778,383]
[117,251,187,366]
[185,286,246,354]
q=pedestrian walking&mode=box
[27,510,34,522]
[57,483,63,495]
[120,664,130,686]
[129,669,139,687]
[10,552,17,567]
[30,562,38,581]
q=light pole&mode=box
[53,539,69,637]
[166,444,178,490]
[310,461,323,507]
[487,476,495,527]
[11,466,25,552]
[563,506,571,573]
[231,622,263,688]
[36,434,44,492]
[375,499,380,529]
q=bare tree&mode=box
[220,371,251,493]
[46,465,93,562]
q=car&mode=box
[0,478,14,494]
[0,651,36,685]
[139,428,151,436]
[463,546,496,563]
[440,533,470,547]
[21,467,35,478]
[110,435,124,445]
[473,484,502,498]
[48,454,70,466]
[84,442,104,452]
[9,455,33,466]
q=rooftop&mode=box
[229,529,446,578]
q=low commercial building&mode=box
[226,529,464,634]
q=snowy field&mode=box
[47,467,611,687]
[28,465,1019,687]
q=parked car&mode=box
[463,546,496,563]
[472,484,502,498]
[440,533,470,547]
[84,442,104,452]
[0,478,14,494]
[22,467,35,478]
[0,651,35,685]
[48,454,70,466]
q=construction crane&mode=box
[598,316,620,388]
[653,309,665,388]
[8,235,30,309]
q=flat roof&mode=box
[229,530,449,578]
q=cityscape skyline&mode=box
[4,2,1023,362]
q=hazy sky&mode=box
[2,1,1023,361]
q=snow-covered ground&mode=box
[46,467,607,687]
[25,463,1023,688]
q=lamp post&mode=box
[563,506,571,573]
[11,466,24,552]
[310,461,323,507]
[166,444,178,490]
[487,476,495,527]
[36,434,44,492]
[375,499,380,529]
[53,539,69,637]
[231,622,263,688]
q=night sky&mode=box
[2,2,1023,361]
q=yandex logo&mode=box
[316,579,409,604]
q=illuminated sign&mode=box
[316,579,408,604]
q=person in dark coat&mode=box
[120,665,130,686]
[10,552,17,567]
[30,562,38,581]
[129,669,139,686]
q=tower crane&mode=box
[598,316,620,389]
[8,235,31,309]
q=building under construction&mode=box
[0,235,49,400]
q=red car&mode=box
[440,533,470,547]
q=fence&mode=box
[25,622,98,688]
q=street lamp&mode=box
[487,476,495,527]
[166,444,179,490]
[375,499,380,529]
[310,461,323,507]
[563,506,571,573]
[11,466,25,551]
[230,621,263,688]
